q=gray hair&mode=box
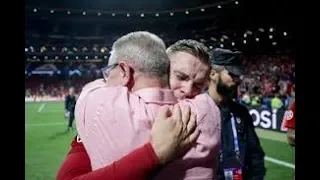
[109,31,169,78]
[166,39,211,66]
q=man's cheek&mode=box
[174,90,184,99]
[169,78,179,90]
[190,89,201,98]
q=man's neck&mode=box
[208,86,225,105]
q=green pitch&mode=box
[25,102,295,180]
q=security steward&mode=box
[208,48,266,180]
[65,87,77,131]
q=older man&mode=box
[57,38,214,180]
[57,104,199,180]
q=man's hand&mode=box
[150,104,200,164]
[65,110,70,119]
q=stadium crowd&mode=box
[25,52,295,110]
[25,40,110,54]
[239,54,295,109]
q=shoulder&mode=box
[184,93,219,111]
[69,135,87,154]
[78,80,132,105]
[230,101,253,123]
[181,94,221,161]
[181,93,220,121]
[231,101,249,113]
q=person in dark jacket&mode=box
[207,48,266,180]
[65,87,77,131]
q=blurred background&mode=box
[25,0,295,179]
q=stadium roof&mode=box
[26,0,233,11]
[25,0,294,29]
[25,0,295,54]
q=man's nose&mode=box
[181,82,193,97]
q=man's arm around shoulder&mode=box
[56,136,160,180]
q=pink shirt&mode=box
[75,79,221,180]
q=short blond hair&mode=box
[166,39,210,66]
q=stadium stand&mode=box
[25,0,295,180]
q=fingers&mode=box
[172,104,182,121]
[187,128,201,144]
[180,112,199,148]
[185,112,197,138]
[180,128,200,148]
[181,105,191,131]
[172,104,183,133]
[155,105,171,121]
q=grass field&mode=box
[25,102,295,180]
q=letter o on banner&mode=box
[250,109,260,126]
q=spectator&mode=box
[271,93,284,110]
[25,37,295,108]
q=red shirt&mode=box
[283,100,295,129]
[56,135,160,180]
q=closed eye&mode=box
[194,83,203,89]
[176,74,188,81]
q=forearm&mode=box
[57,143,160,180]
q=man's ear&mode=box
[118,62,133,86]
[210,70,219,83]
